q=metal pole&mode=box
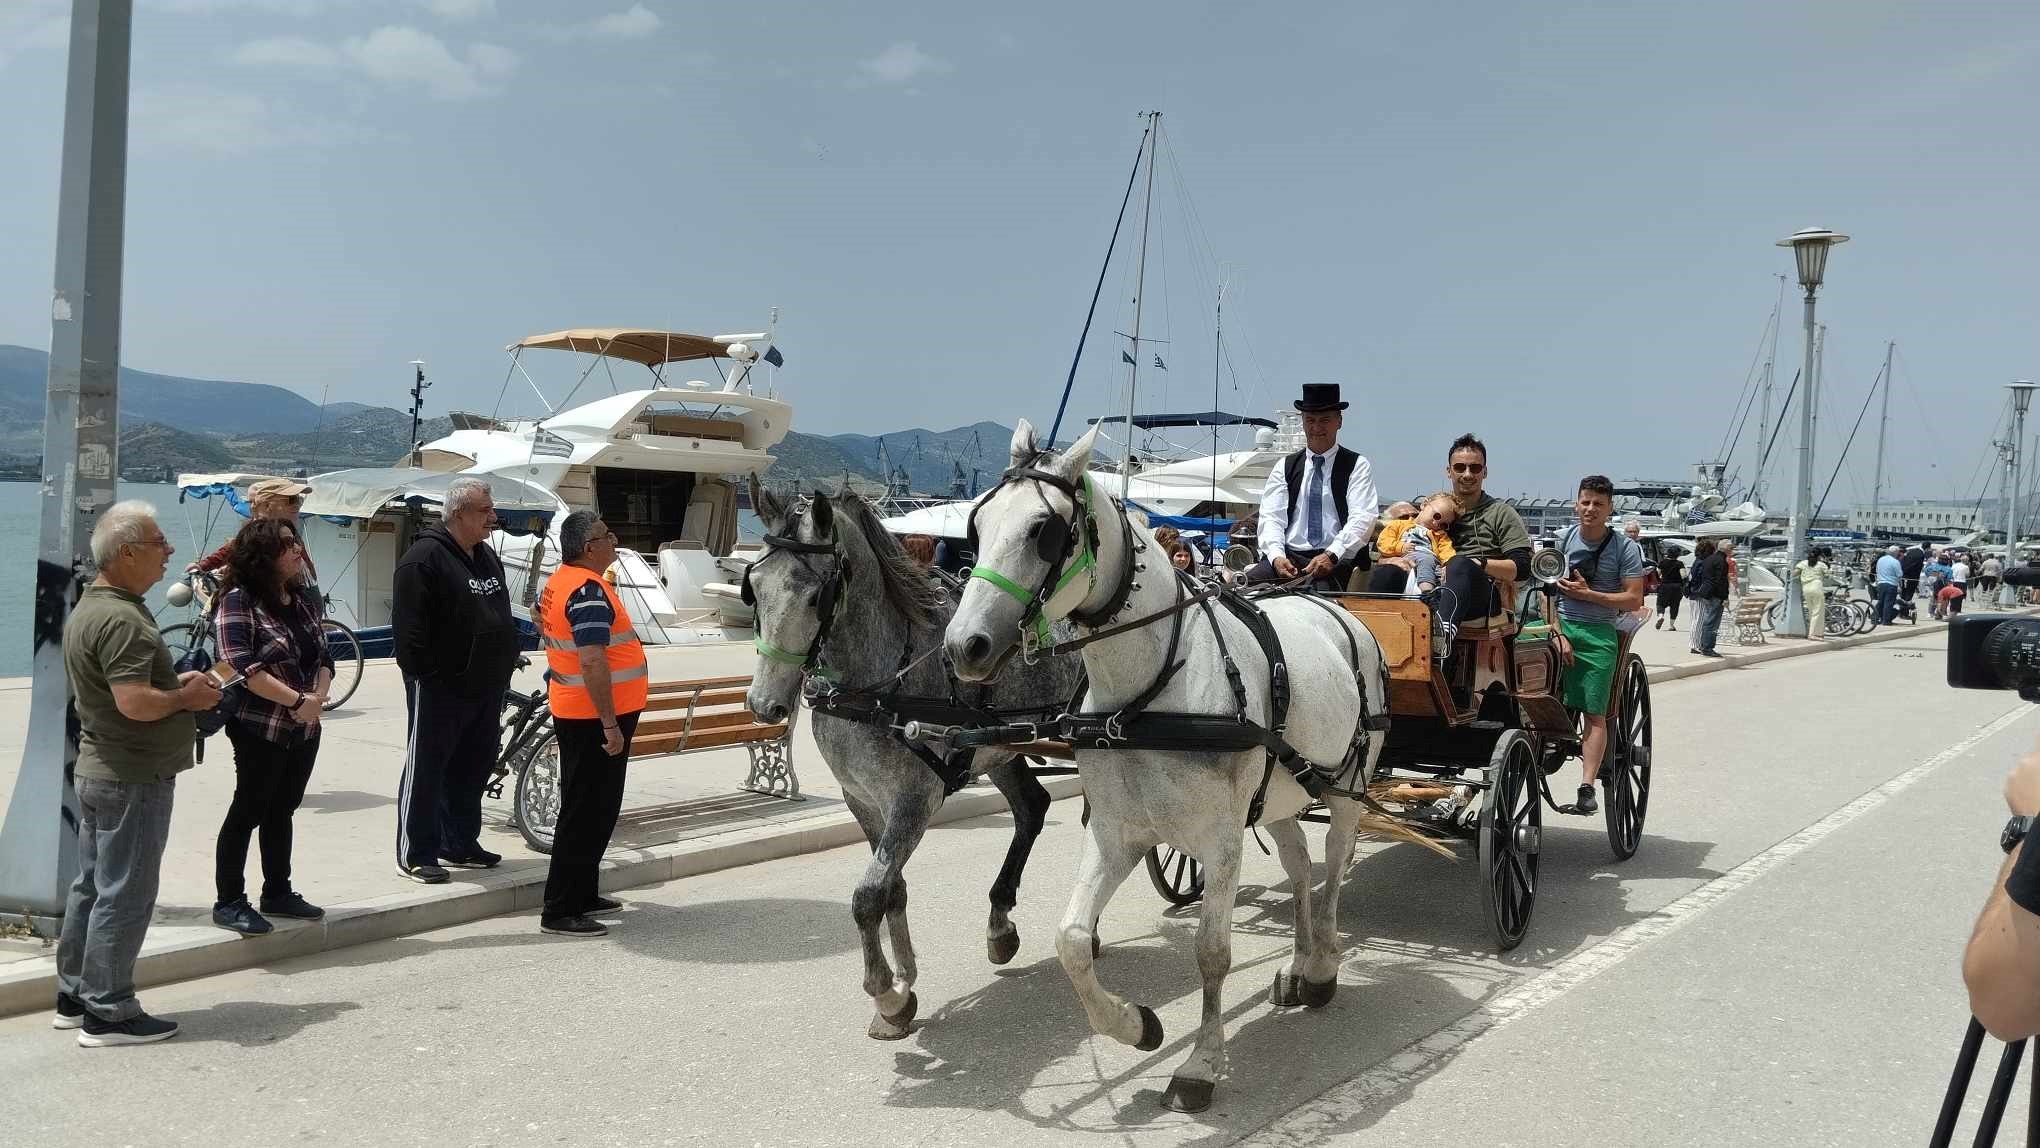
[1782,286,1819,637]
[1755,276,1784,509]
[2005,383,2036,606]
[1870,341,1891,544]
[0,0,133,919]
[1119,110,1158,484]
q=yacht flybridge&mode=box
[184,325,793,654]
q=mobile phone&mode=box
[207,665,243,689]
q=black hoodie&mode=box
[391,524,520,696]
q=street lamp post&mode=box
[1775,228,1849,639]
[2002,381,2036,607]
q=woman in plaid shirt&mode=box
[210,517,334,936]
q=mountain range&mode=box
[0,345,1007,494]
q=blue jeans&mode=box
[1874,583,1899,625]
[1691,598,1726,653]
[56,776,176,1022]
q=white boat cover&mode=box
[301,467,559,534]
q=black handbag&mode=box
[171,644,244,759]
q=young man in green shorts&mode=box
[1553,475,1647,815]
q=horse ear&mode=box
[808,489,835,540]
[1056,423,1101,480]
[750,475,785,531]
[1009,418,1039,467]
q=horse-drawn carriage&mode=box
[1143,549,1654,951]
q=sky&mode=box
[3,1,2038,508]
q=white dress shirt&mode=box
[1257,447,1380,562]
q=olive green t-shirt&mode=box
[1451,492,1532,566]
[64,585,195,783]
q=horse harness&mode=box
[954,462,1392,826]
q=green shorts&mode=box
[1559,617,1620,715]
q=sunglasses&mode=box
[1450,463,1486,475]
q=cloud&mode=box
[340,25,518,100]
[132,84,364,154]
[232,35,342,70]
[534,5,662,41]
[0,0,68,73]
[142,0,321,14]
[855,41,951,87]
[417,0,495,19]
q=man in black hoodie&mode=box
[391,477,522,883]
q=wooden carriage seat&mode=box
[1451,579,1521,642]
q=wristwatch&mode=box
[2004,815,2032,854]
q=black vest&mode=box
[1282,447,1358,539]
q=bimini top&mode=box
[509,329,729,367]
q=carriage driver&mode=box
[1241,383,1380,590]
[1552,476,1648,816]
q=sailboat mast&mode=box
[1870,340,1892,544]
[1756,274,1784,508]
[1210,279,1223,510]
[1120,110,1160,483]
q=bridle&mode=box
[965,463,1137,651]
[742,532,847,676]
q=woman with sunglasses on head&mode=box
[209,517,333,935]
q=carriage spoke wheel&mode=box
[1145,844,1205,906]
[1604,655,1652,861]
[1479,730,1541,951]
[513,733,562,855]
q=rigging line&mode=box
[1811,363,1886,523]
[1757,368,1801,479]
[1048,121,1150,445]
[1715,308,1778,462]
[1158,123,1273,419]
[1718,360,1766,475]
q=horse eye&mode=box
[1026,520,1044,538]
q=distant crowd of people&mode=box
[53,474,646,1046]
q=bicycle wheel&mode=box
[1850,600,1874,635]
[320,620,364,709]
[1761,598,1784,633]
[514,731,562,855]
[158,622,204,663]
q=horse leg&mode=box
[1302,796,1363,1007]
[1054,824,1153,1051]
[855,790,934,1039]
[1163,830,1241,1113]
[983,756,1051,965]
[1263,817,1317,1008]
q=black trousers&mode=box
[1241,546,1359,591]
[542,711,639,921]
[1366,554,1500,625]
[397,679,503,867]
[216,722,319,905]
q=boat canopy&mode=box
[1086,410,1277,430]
[509,329,729,367]
[177,472,296,518]
[1120,449,1273,507]
[302,467,559,536]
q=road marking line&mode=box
[1246,703,2033,1144]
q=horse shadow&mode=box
[607,897,861,965]
[170,999,363,1047]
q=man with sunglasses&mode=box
[1242,383,1380,590]
[1369,433,1533,630]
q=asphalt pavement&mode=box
[1,627,2026,1146]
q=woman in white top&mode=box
[1795,548,1831,639]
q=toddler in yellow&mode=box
[1375,494,1459,594]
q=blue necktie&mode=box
[1305,454,1326,548]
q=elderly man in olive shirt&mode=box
[56,501,221,1046]
[1369,432,1533,625]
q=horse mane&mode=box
[828,492,951,628]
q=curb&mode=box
[1643,610,1979,685]
[0,774,1085,1019]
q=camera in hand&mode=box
[1948,615,2040,700]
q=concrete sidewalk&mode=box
[0,596,1975,1017]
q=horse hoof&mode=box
[1161,1076,1215,1113]
[1302,977,1337,1009]
[1270,971,1301,1008]
[988,928,1021,966]
[867,991,918,1039]
[1133,1004,1164,1052]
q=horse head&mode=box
[744,477,843,724]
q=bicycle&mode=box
[160,572,365,710]
[482,656,563,855]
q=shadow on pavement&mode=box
[299,789,395,815]
[608,897,860,964]
[170,999,363,1046]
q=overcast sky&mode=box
[2,1,2037,506]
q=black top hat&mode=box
[1294,383,1348,412]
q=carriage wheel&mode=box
[1479,730,1541,951]
[1604,655,1652,861]
[1145,844,1205,906]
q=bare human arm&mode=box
[1965,742,2040,1039]
[576,644,624,756]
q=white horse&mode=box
[942,421,1390,1113]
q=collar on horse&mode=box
[966,465,1138,649]
[748,532,847,677]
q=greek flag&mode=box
[1684,506,1711,525]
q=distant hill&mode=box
[0,345,1009,495]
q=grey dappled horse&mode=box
[744,483,1082,1039]
[942,422,1389,1112]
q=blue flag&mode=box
[762,345,785,368]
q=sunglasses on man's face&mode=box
[1450,463,1485,475]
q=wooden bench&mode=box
[1732,595,1773,646]
[631,674,799,799]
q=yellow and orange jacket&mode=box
[1373,518,1456,563]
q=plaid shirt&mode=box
[217,585,332,744]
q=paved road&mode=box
[3,630,2027,1146]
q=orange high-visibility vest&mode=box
[539,564,648,720]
